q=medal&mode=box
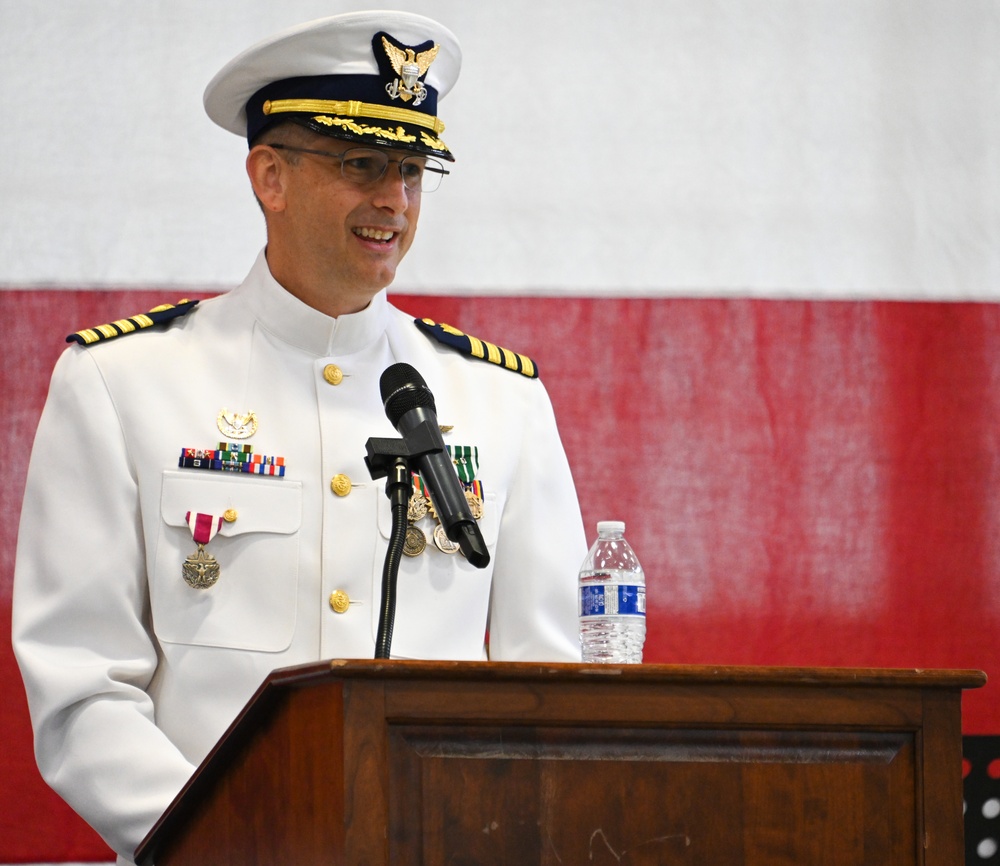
[407,492,428,522]
[465,479,484,520]
[403,524,428,556]
[433,523,461,555]
[407,475,429,521]
[183,546,221,589]
[183,511,224,589]
[404,477,429,556]
[465,491,484,520]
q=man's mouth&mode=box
[353,227,396,243]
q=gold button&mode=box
[323,364,344,386]
[329,590,350,613]
[331,473,352,497]
[223,509,238,523]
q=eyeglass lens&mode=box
[341,148,446,192]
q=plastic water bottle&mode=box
[579,521,646,663]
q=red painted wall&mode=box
[2,290,997,861]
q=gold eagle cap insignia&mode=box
[381,36,439,105]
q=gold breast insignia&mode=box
[217,408,258,440]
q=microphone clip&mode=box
[364,419,444,482]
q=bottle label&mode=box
[579,585,646,617]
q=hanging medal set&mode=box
[404,445,484,559]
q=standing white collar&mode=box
[236,248,391,357]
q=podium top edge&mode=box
[264,659,987,691]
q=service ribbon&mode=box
[185,512,224,546]
[446,445,479,483]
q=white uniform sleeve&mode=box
[12,347,196,860]
[486,377,587,661]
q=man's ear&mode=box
[246,146,288,213]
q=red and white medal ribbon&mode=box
[185,511,224,546]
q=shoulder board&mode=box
[414,318,539,379]
[66,299,199,346]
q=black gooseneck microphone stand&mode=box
[364,436,422,659]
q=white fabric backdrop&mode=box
[1,0,998,298]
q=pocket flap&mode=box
[161,470,301,536]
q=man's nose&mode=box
[372,162,412,211]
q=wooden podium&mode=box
[135,660,985,866]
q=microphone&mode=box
[379,363,490,569]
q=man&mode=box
[12,11,585,864]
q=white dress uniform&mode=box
[12,250,586,862]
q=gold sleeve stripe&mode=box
[263,98,446,135]
[467,335,486,359]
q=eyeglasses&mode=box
[268,144,449,193]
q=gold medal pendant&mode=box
[183,511,226,589]
[403,524,428,557]
[407,491,429,522]
[183,544,221,589]
[465,489,484,520]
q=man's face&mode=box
[268,132,424,302]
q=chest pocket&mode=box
[153,470,302,651]
[373,491,499,660]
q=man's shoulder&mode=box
[65,299,202,347]
[409,317,540,380]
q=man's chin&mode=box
[366,263,400,293]
[342,270,397,307]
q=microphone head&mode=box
[380,363,437,428]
